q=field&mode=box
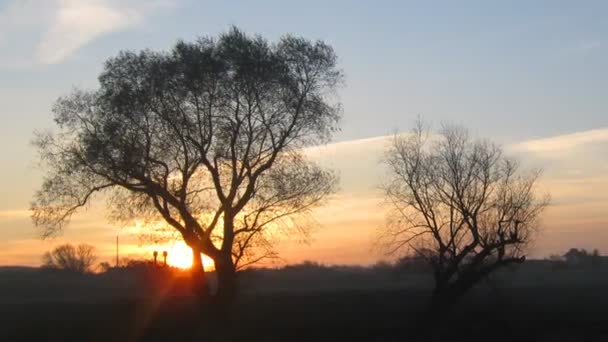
[1,263,608,341]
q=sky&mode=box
[0,0,607,267]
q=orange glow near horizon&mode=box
[163,241,215,271]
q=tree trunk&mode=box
[213,254,237,309]
[429,270,485,316]
[429,286,458,315]
[415,281,462,341]
[190,246,210,304]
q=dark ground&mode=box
[1,263,608,341]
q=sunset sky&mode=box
[1,0,607,267]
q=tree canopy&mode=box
[42,243,97,273]
[380,122,548,309]
[32,27,343,303]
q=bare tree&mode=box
[379,122,548,311]
[42,243,97,273]
[32,27,342,307]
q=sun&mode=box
[164,241,215,271]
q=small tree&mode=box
[98,261,112,272]
[591,249,601,268]
[42,243,97,273]
[380,122,548,312]
[32,27,342,307]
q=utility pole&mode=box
[116,235,119,267]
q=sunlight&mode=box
[164,241,215,271]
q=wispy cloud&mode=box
[511,128,608,154]
[560,39,603,57]
[0,0,174,67]
[4,129,608,265]
[0,210,30,219]
[37,0,141,65]
[306,129,608,257]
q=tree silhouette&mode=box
[379,121,548,312]
[42,243,97,273]
[31,27,342,308]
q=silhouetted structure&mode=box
[153,251,158,266]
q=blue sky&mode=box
[1,0,607,265]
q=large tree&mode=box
[380,122,548,312]
[32,27,342,306]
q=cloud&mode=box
[511,127,608,154]
[4,129,608,266]
[305,135,391,194]
[0,0,174,67]
[507,127,608,199]
[504,128,608,254]
[0,209,30,219]
[37,0,141,65]
[306,129,608,258]
[560,39,603,57]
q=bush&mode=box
[42,243,97,273]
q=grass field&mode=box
[2,264,608,341]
